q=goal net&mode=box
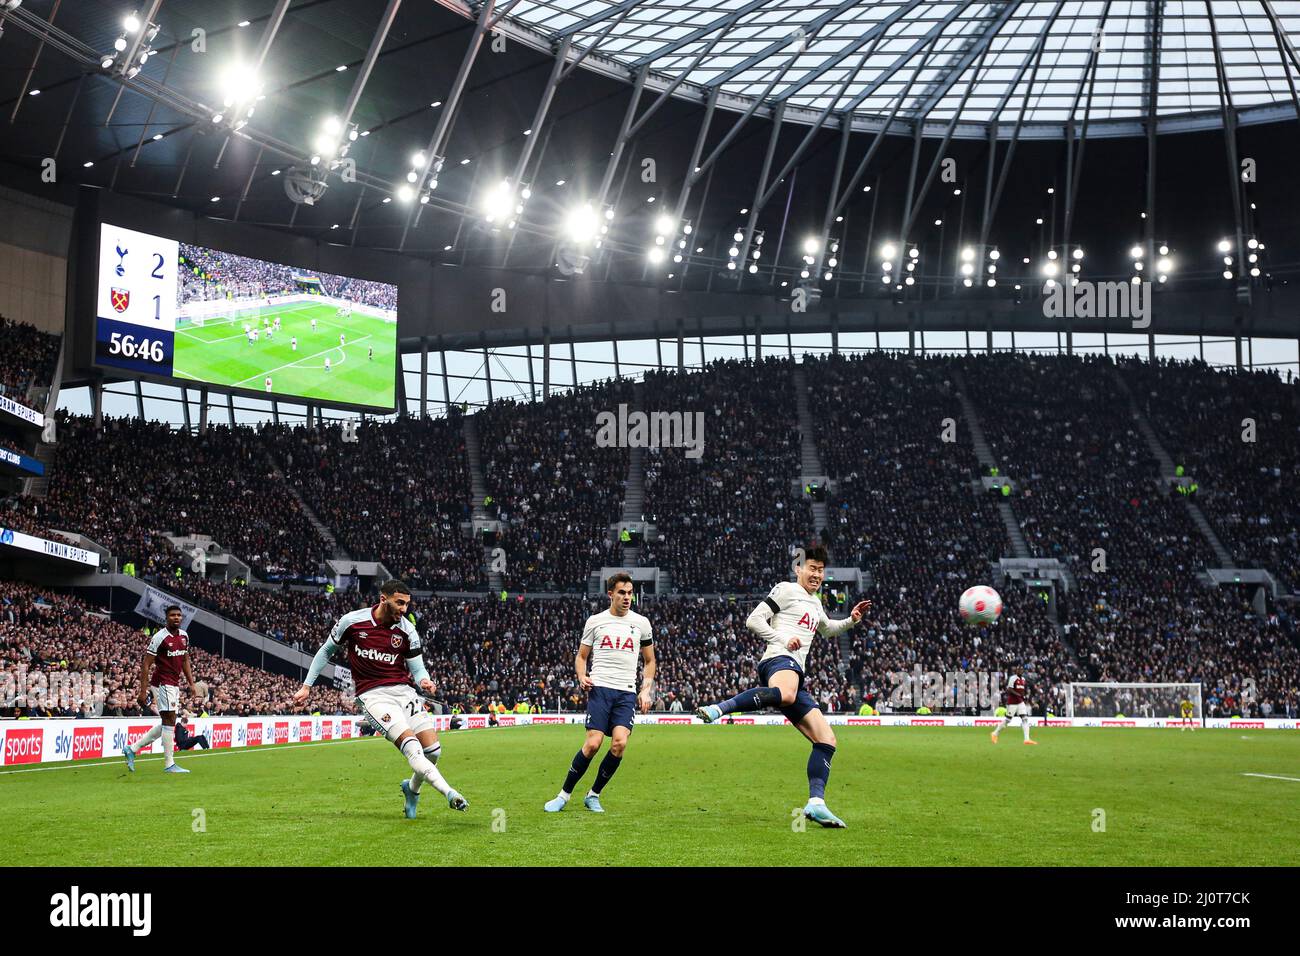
[1066,682,1202,721]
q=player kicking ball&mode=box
[696,547,869,828]
[990,672,1036,745]
[122,605,204,774]
[544,571,655,814]
[294,579,468,818]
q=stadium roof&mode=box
[487,0,1300,138]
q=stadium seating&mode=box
[0,315,61,401]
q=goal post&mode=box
[1066,682,1202,723]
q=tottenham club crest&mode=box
[110,287,130,313]
[114,243,128,276]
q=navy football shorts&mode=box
[585,685,637,735]
[756,655,819,724]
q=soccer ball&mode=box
[959,586,1002,625]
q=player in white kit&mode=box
[696,546,870,828]
[544,571,655,814]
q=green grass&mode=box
[3,726,1298,866]
[172,302,396,408]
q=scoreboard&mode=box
[94,223,180,378]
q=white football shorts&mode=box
[152,684,181,713]
[357,684,435,742]
[1004,702,1030,719]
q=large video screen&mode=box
[93,223,398,410]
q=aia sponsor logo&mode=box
[273,722,289,744]
[246,723,263,746]
[530,716,563,724]
[211,724,232,748]
[321,720,332,740]
[72,727,104,760]
[298,720,312,741]
[795,612,817,632]
[847,717,882,726]
[3,727,43,765]
[597,633,636,651]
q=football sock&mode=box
[133,723,163,752]
[807,742,835,800]
[409,743,442,794]
[590,752,622,795]
[992,717,1007,737]
[161,725,175,767]
[717,685,784,715]
[400,738,450,797]
[561,749,594,797]
[1021,718,1031,742]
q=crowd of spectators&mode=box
[638,357,814,592]
[1123,357,1300,592]
[0,315,60,401]
[33,414,331,581]
[0,580,347,718]
[267,415,479,590]
[477,381,632,592]
[177,245,396,311]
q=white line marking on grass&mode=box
[230,335,370,386]
[0,737,378,776]
[1241,772,1300,783]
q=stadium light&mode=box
[396,184,414,202]
[803,237,819,255]
[124,13,140,33]
[563,203,598,244]
[648,247,665,264]
[1218,238,1232,252]
[481,179,514,223]
[655,215,675,237]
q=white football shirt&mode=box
[580,608,654,693]
[748,580,855,670]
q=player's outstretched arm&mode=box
[639,645,657,713]
[575,644,593,691]
[405,652,435,696]
[746,600,781,642]
[136,649,155,710]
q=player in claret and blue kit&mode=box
[543,571,656,814]
[122,604,203,774]
[293,579,468,818]
[696,546,870,828]
[990,672,1036,745]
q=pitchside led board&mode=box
[93,222,399,411]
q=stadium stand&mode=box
[0,314,61,401]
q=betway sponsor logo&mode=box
[246,723,263,746]
[847,717,882,726]
[73,727,105,760]
[4,727,44,765]
[909,718,946,726]
[49,886,151,937]
[210,724,232,748]
[354,646,399,665]
[530,716,563,724]
[273,722,289,744]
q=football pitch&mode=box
[171,302,396,409]
[3,726,1298,867]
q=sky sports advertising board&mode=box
[93,223,399,410]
